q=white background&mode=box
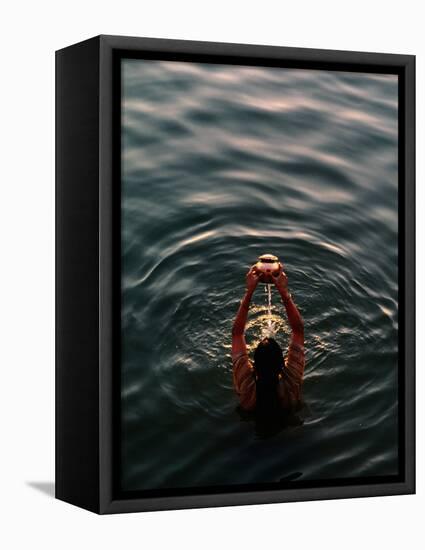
[0,1,422,548]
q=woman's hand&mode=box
[246,265,260,294]
[272,264,289,294]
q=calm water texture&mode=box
[121,59,399,491]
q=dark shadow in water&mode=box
[26,481,55,498]
[236,404,306,439]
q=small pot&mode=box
[255,254,281,283]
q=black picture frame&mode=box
[56,35,415,514]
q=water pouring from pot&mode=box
[252,254,283,337]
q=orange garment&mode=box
[232,342,305,411]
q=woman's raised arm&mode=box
[272,267,304,347]
[231,266,260,357]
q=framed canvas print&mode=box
[56,35,415,514]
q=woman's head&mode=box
[253,337,284,382]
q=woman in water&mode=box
[231,264,305,415]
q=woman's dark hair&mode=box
[253,337,284,417]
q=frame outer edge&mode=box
[99,36,115,514]
[99,34,413,66]
[95,35,416,514]
[404,55,415,494]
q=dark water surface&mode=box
[120,59,399,491]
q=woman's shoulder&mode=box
[279,345,304,407]
[288,340,305,355]
[232,351,256,410]
[233,350,251,364]
[232,351,255,375]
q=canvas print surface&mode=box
[119,59,399,493]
